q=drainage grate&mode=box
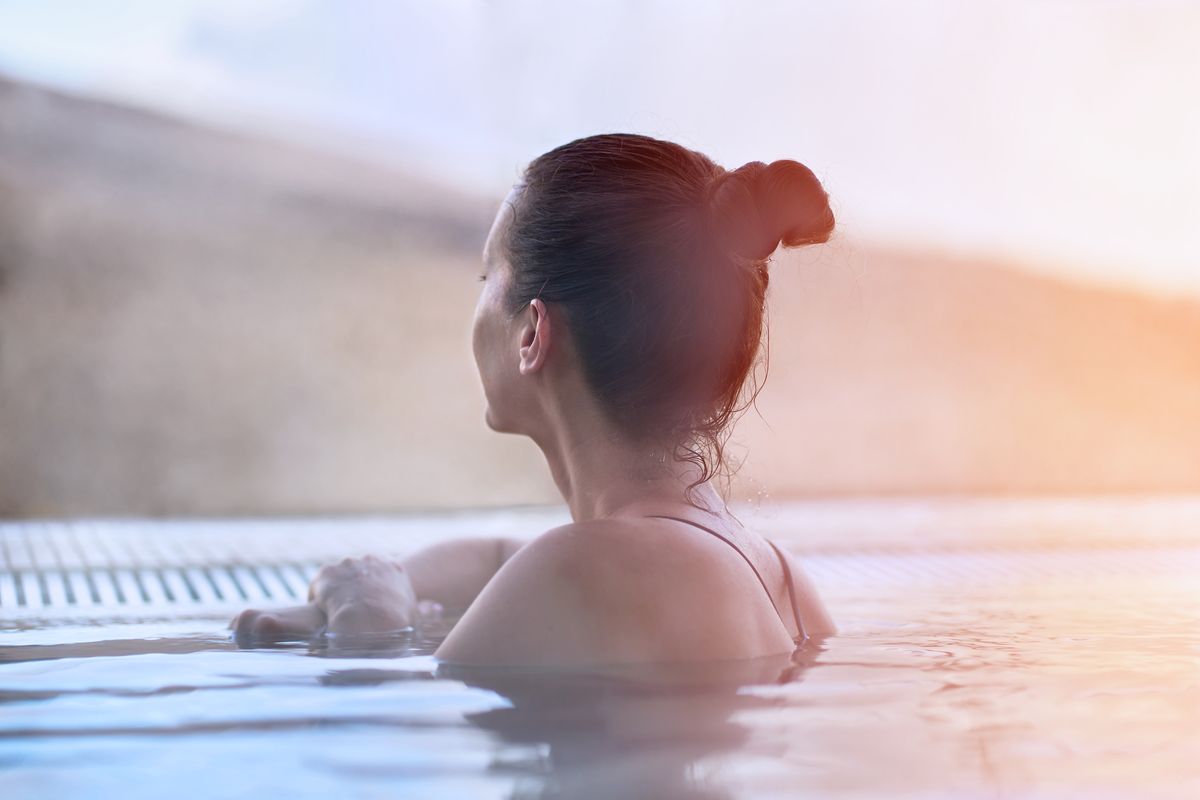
[2,515,1199,622]
[0,523,323,620]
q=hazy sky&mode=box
[0,0,1196,297]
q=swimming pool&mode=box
[2,498,1198,799]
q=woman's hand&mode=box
[230,603,327,646]
[230,554,419,646]
[308,554,419,637]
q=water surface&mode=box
[3,565,1197,799]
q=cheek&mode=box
[470,300,485,369]
[471,291,504,384]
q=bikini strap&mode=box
[767,539,810,644]
[644,515,809,645]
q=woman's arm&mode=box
[230,536,528,645]
[402,537,528,613]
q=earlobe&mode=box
[518,299,550,375]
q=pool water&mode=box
[2,502,1199,799]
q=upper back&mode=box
[434,514,829,667]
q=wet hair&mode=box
[500,133,835,506]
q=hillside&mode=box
[1,77,1197,516]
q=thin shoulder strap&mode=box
[767,539,809,644]
[645,515,808,644]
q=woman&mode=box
[232,133,838,666]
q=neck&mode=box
[526,386,725,523]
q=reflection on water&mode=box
[440,650,820,800]
[1,575,1198,798]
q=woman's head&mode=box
[472,133,834,504]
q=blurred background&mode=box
[0,0,1196,517]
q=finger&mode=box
[268,604,327,637]
[233,605,326,646]
[250,606,323,642]
[231,608,264,644]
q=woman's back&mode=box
[627,509,837,650]
[433,510,835,667]
[643,513,811,644]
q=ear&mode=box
[518,298,551,375]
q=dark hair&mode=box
[501,133,835,507]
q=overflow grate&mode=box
[2,511,1199,623]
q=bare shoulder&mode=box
[434,518,784,667]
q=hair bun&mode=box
[707,159,835,262]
